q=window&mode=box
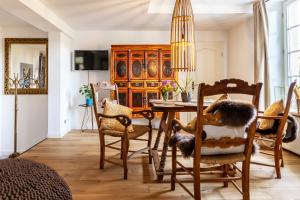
[285,0,300,85]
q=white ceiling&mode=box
[0,8,30,27]
[38,0,254,31]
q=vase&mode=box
[162,92,169,101]
[181,92,192,102]
[86,98,93,106]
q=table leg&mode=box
[81,107,88,133]
[157,111,176,182]
[153,112,168,150]
[91,106,94,131]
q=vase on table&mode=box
[181,92,192,102]
[162,92,169,102]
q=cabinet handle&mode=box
[143,97,147,105]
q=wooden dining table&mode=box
[150,100,200,182]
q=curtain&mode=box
[254,0,270,108]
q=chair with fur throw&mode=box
[169,79,262,200]
[252,81,297,179]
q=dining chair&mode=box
[170,79,262,200]
[253,81,296,179]
[90,81,154,180]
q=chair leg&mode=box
[120,138,124,159]
[122,138,129,180]
[223,164,229,188]
[171,145,177,191]
[242,161,250,200]
[280,147,284,167]
[148,128,153,164]
[274,144,282,179]
[100,133,105,169]
[193,150,201,200]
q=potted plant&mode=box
[175,75,193,102]
[79,85,93,106]
[160,80,176,101]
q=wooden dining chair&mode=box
[252,81,296,179]
[90,82,154,180]
[170,79,262,200]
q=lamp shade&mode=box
[171,0,196,71]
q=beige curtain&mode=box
[254,0,270,108]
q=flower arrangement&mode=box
[160,80,177,101]
[175,75,193,102]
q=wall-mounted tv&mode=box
[74,50,109,70]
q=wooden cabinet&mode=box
[111,45,177,118]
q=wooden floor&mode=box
[21,131,300,200]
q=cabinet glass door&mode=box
[161,51,174,80]
[130,51,144,80]
[146,90,160,108]
[114,51,128,81]
[129,89,145,109]
[118,89,129,107]
[145,51,159,80]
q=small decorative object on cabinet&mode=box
[110,45,178,117]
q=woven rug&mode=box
[0,158,72,200]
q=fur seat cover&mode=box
[169,100,257,157]
[256,113,298,143]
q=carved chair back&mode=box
[90,82,119,129]
[275,81,296,143]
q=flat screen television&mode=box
[74,50,109,70]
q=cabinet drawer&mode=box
[145,81,160,89]
[115,81,128,88]
[130,81,144,88]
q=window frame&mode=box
[284,0,300,88]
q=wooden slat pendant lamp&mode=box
[171,0,196,71]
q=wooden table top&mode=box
[149,99,210,112]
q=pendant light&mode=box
[171,0,196,71]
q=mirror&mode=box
[4,38,48,94]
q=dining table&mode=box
[149,99,211,182]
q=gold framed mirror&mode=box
[4,38,48,95]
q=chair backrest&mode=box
[195,79,262,160]
[275,81,296,140]
[90,82,119,127]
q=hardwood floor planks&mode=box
[20,131,300,200]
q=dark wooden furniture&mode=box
[150,100,198,181]
[252,81,296,179]
[170,79,262,200]
[91,82,154,180]
[110,45,177,117]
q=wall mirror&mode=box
[4,38,48,94]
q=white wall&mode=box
[48,32,72,138]
[228,18,254,83]
[0,26,48,157]
[69,30,228,128]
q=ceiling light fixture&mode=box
[171,0,196,71]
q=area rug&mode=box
[0,158,72,200]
